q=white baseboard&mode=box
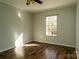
[0,46,14,53]
[0,40,76,53]
[34,40,76,48]
[0,41,32,53]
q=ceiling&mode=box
[0,0,76,13]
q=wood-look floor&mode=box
[0,41,77,59]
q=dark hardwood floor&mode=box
[0,41,77,59]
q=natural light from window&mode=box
[46,16,57,36]
[15,33,23,48]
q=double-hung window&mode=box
[46,16,57,36]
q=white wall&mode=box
[33,6,76,47]
[0,2,32,51]
[76,0,79,58]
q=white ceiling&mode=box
[0,0,76,13]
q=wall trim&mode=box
[0,40,76,53]
[0,41,32,53]
[34,40,76,48]
[0,46,14,53]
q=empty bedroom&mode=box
[0,0,79,59]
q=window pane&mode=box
[46,16,57,36]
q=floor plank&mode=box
[0,41,77,59]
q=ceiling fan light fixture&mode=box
[26,0,30,5]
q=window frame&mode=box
[45,15,58,37]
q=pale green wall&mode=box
[33,6,76,47]
[0,2,76,52]
[76,0,79,58]
[0,2,32,51]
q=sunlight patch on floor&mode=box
[24,43,40,47]
[15,47,24,58]
[45,49,56,59]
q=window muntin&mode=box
[46,16,57,36]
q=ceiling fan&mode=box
[26,0,42,5]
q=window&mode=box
[46,16,57,36]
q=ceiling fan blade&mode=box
[34,0,42,4]
[26,0,42,5]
